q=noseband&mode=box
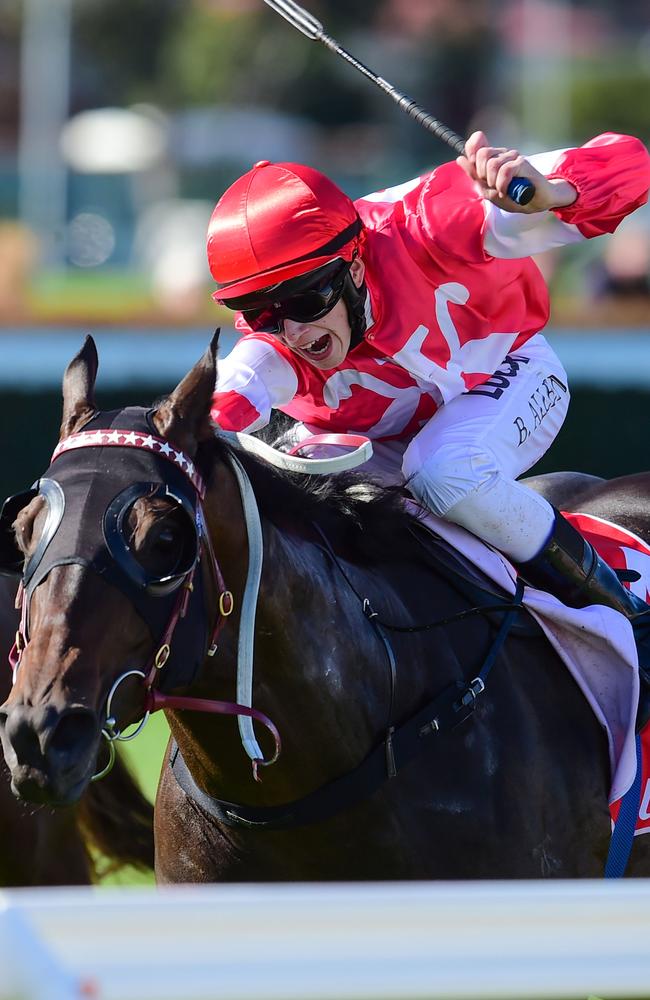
[3,409,281,781]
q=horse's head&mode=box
[0,333,219,805]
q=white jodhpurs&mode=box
[283,333,569,563]
[401,333,569,561]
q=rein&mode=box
[170,512,527,830]
[9,425,372,784]
[169,565,526,829]
[311,522,523,634]
[9,427,284,781]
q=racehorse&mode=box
[0,574,153,885]
[0,332,648,882]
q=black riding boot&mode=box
[517,509,650,690]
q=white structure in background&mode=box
[131,106,319,316]
[135,106,319,316]
[18,0,72,268]
[60,107,168,175]
[1,880,650,1000]
[170,105,319,170]
[132,199,214,317]
[59,105,172,271]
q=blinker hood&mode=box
[0,407,210,691]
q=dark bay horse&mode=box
[0,574,153,885]
[0,333,648,882]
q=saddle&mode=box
[408,514,650,732]
[405,518,543,639]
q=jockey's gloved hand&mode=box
[457,131,578,215]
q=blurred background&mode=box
[1,0,650,494]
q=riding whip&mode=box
[262,0,535,206]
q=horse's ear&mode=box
[153,329,220,455]
[60,335,99,440]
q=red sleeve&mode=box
[211,389,264,432]
[547,133,650,237]
[210,329,305,433]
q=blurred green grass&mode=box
[28,270,155,323]
[98,711,170,887]
[23,268,231,327]
[120,711,169,803]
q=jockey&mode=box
[207,131,650,636]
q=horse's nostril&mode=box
[49,709,97,758]
[2,704,98,770]
[4,708,43,765]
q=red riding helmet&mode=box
[207,160,364,301]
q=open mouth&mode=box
[302,333,331,359]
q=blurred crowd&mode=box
[0,0,649,326]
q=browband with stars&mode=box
[51,429,206,498]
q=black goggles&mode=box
[224,259,351,335]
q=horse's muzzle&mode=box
[0,701,99,805]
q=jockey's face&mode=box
[280,258,365,370]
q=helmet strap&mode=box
[342,274,368,351]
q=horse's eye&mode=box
[125,500,196,583]
[154,526,179,551]
[140,516,192,577]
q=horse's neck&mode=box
[168,480,400,805]
[168,464,480,807]
[165,460,329,800]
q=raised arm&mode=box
[458,131,650,259]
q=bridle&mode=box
[3,417,536,834]
[6,421,282,782]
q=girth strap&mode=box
[168,681,472,828]
[169,581,525,830]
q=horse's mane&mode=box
[197,432,422,562]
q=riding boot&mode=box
[516,509,650,708]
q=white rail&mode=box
[1,880,650,1000]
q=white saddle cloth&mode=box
[413,508,640,804]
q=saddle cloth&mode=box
[415,507,650,835]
